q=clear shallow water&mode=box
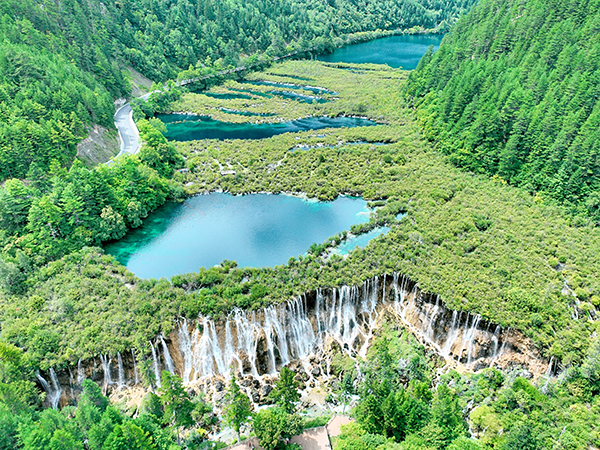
[219,108,276,117]
[269,90,329,104]
[242,80,336,95]
[158,113,378,141]
[105,193,371,279]
[203,92,254,100]
[318,34,443,69]
[333,227,390,255]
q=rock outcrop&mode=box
[36,273,550,409]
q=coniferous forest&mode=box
[0,0,474,179]
[2,0,600,449]
[406,0,600,220]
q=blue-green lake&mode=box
[334,227,391,256]
[158,114,377,141]
[317,34,443,69]
[105,193,371,279]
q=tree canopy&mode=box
[406,0,600,222]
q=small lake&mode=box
[317,34,443,69]
[158,114,377,141]
[105,193,371,279]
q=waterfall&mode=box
[174,277,391,383]
[150,342,162,388]
[34,273,546,400]
[545,356,555,378]
[465,315,482,367]
[37,368,62,409]
[99,354,112,388]
[132,349,140,384]
[117,352,126,389]
[77,359,85,384]
[178,319,194,384]
[160,335,176,374]
[441,311,460,357]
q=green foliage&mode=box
[302,414,332,429]
[268,367,300,414]
[0,402,20,450]
[428,384,467,447]
[0,0,474,180]
[223,373,252,441]
[252,407,303,450]
[158,371,195,428]
[49,429,83,450]
[103,421,157,450]
[0,364,185,449]
[0,37,122,179]
[140,393,164,420]
[0,153,175,270]
[138,120,184,177]
[344,326,600,450]
[406,0,600,221]
[0,341,40,414]
[354,328,432,442]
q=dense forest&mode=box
[405,0,600,221]
[2,60,599,378]
[0,0,474,180]
[4,317,600,449]
[3,0,600,448]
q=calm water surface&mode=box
[333,227,391,255]
[318,35,443,69]
[105,193,371,279]
[158,114,377,141]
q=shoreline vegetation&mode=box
[2,61,598,372]
[2,0,600,448]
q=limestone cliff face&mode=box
[38,273,549,409]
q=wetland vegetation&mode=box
[2,1,600,448]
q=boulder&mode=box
[261,384,273,397]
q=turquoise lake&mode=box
[317,34,443,69]
[334,227,391,255]
[158,114,377,141]
[112,36,435,278]
[105,193,371,279]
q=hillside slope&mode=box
[406,0,600,220]
[0,0,475,180]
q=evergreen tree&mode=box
[267,367,299,413]
[253,407,303,450]
[223,373,252,442]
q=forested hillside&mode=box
[0,0,475,180]
[406,0,600,221]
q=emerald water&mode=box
[318,34,443,69]
[105,193,371,279]
[203,92,253,100]
[220,108,275,117]
[241,81,337,95]
[158,114,377,141]
[333,227,391,255]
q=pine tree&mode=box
[267,367,299,413]
[223,372,252,442]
